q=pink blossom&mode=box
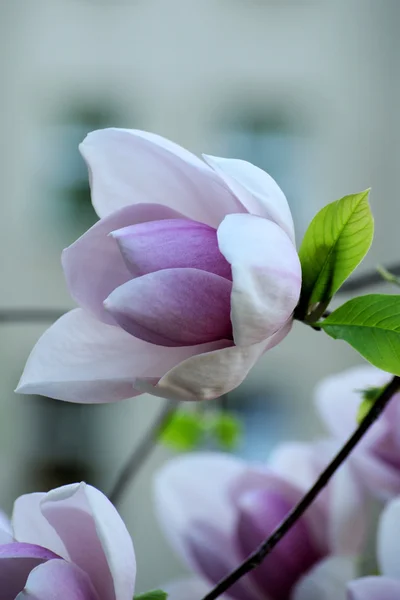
[347,496,400,599]
[0,482,136,600]
[16,129,301,403]
[315,365,400,500]
[155,448,363,600]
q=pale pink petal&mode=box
[39,483,136,600]
[79,129,244,224]
[16,309,223,403]
[236,487,323,598]
[269,441,323,491]
[111,219,231,280]
[217,214,301,346]
[139,320,291,401]
[104,269,232,346]
[12,493,67,557]
[347,577,400,600]
[315,366,390,439]
[17,559,99,600]
[154,454,262,600]
[203,154,295,243]
[164,577,215,600]
[293,556,357,600]
[351,451,400,501]
[0,543,58,600]
[378,496,400,578]
[62,203,184,324]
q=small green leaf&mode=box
[207,413,242,450]
[320,294,400,374]
[298,190,373,319]
[159,411,204,451]
[134,591,168,600]
[356,386,385,423]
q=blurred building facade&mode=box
[1,0,400,591]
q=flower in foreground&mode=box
[347,495,400,599]
[0,482,136,599]
[315,365,400,500]
[155,449,364,600]
[17,129,301,403]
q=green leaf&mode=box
[159,411,204,451]
[356,386,385,423]
[298,190,373,318]
[206,413,242,450]
[320,294,400,374]
[134,591,168,600]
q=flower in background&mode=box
[315,365,400,500]
[347,495,400,599]
[155,449,364,600]
[0,482,136,599]
[17,129,301,403]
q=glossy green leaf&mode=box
[320,294,400,374]
[298,190,373,318]
[159,411,204,451]
[207,413,242,450]
[134,591,168,600]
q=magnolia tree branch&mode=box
[108,399,178,506]
[201,375,400,600]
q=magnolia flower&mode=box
[17,129,301,403]
[315,365,400,500]
[155,449,363,600]
[347,495,400,599]
[0,482,136,599]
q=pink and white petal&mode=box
[111,219,231,280]
[154,454,262,600]
[139,321,290,402]
[104,269,232,347]
[203,155,295,243]
[164,577,215,600]
[377,496,400,578]
[17,559,99,600]
[40,483,136,600]
[347,577,400,600]
[351,451,400,501]
[154,453,246,563]
[328,460,366,554]
[315,366,390,440]
[80,129,243,225]
[217,214,301,346]
[62,203,184,323]
[16,309,222,404]
[269,441,324,491]
[0,543,58,600]
[293,556,357,600]
[12,493,67,557]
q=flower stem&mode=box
[201,375,400,600]
[108,399,178,506]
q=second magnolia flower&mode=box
[17,129,301,402]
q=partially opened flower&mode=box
[347,495,400,599]
[315,365,400,500]
[0,482,136,600]
[155,449,363,600]
[17,129,301,403]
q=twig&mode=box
[338,262,400,293]
[109,399,178,506]
[201,375,400,600]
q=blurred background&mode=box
[1,0,399,592]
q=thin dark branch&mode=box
[0,309,67,323]
[108,399,178,506]
[201,375,400,600]
[338,262,400,293]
